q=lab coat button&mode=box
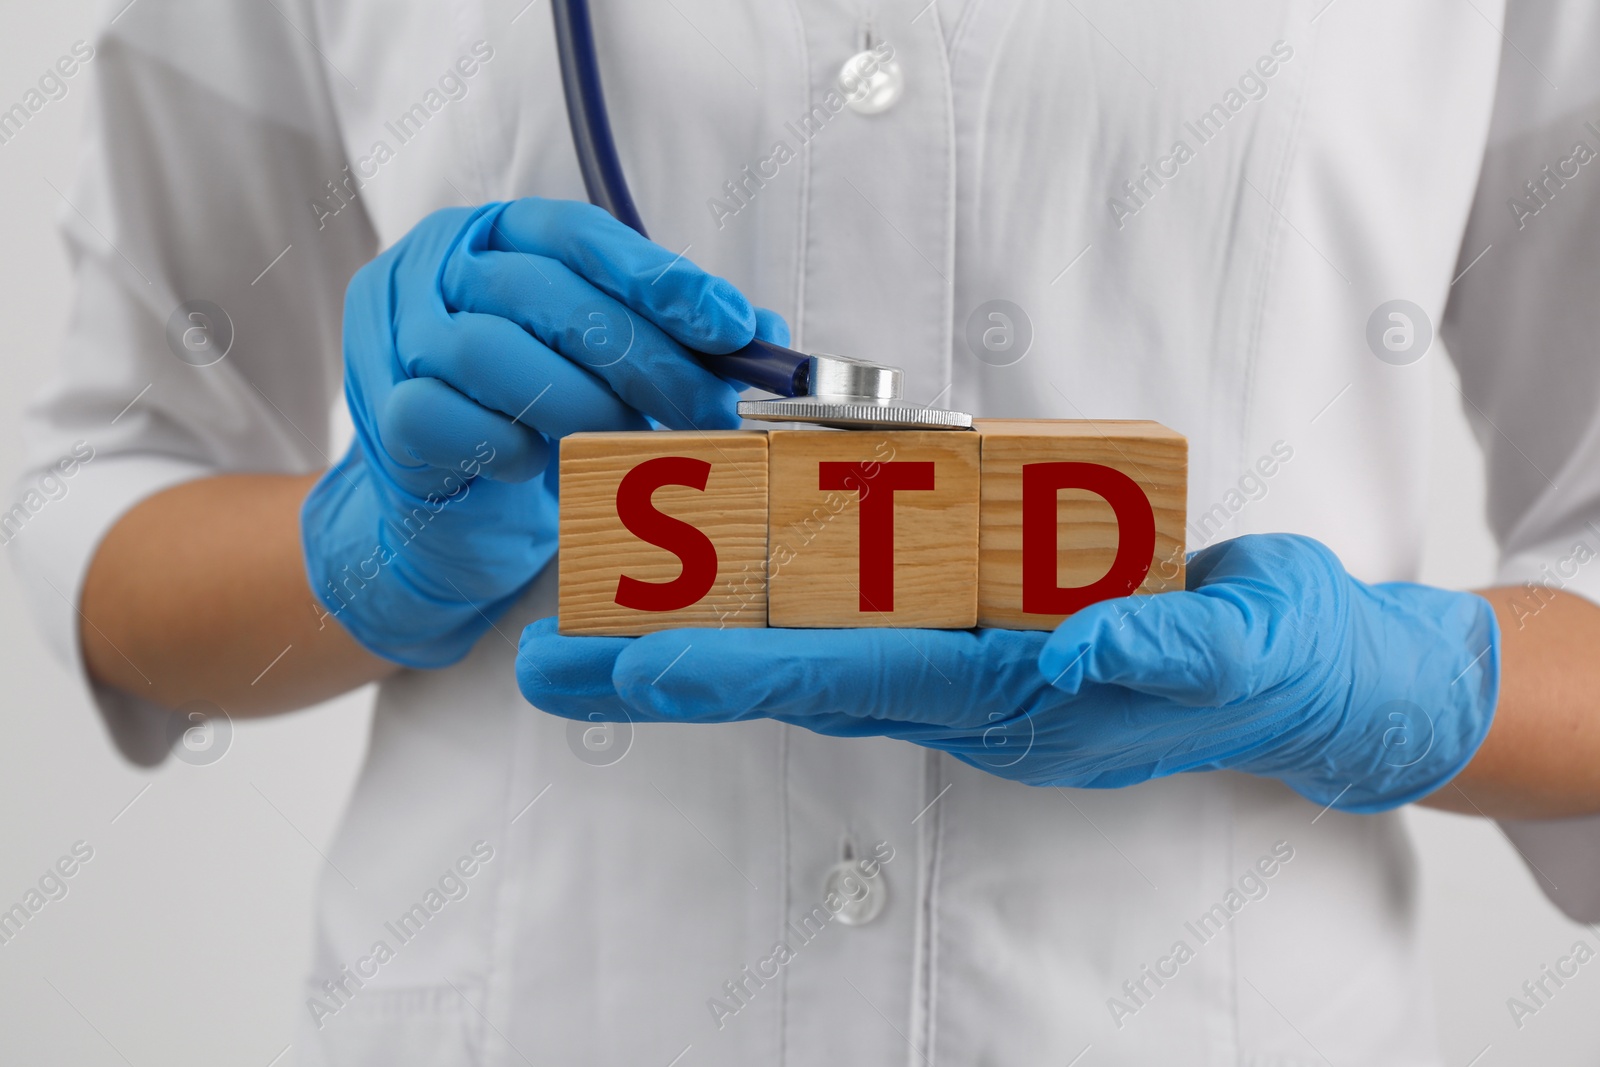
[838,49,904,115]
[823,859,886,926]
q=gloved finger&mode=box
[516,617,645,721]
[1184,533,1341,593]
[1182,539,1238,587]
[514,618,941,733]
[398,309,649,438]
[442,250,740,430]
[709,306,796,394]
[753,307,791,347]
[482,199,758,353]
[1037,588,1266,706]
[379,376,550,482]
[611,627,1051,727]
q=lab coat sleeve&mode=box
[1440,1,1600,921]
[7,0,375,765]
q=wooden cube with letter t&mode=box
[975,419,1187,630]
[767,430,981,628]
[557,431,769,635]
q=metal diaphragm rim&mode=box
[737,398,974,431]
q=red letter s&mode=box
[614,456,718,611]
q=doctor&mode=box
[15,0,1600,1063]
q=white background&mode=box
[1,3,1596,1064]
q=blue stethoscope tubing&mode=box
[550,0,812,398]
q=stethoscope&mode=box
[549,0,972,431]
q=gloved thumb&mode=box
[1037,585,1271,707]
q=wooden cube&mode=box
[767,430,981,628]
[557,431,769,635]
[976,419,1187,630]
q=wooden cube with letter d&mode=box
[557,431,769,635]
[976,419,1187,630]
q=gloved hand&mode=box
[516,533,1500,812]
[303,198,786,667]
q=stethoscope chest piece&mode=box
[737,352,973,431]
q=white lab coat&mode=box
[14,0,1600,1063]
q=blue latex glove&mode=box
[516,534,1500,812]
[303,198,787,667]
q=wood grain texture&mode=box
[768,430,980,629]
[976,419,1187,630]
[558,431,768,636]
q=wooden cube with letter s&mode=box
[556,432,769,635]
